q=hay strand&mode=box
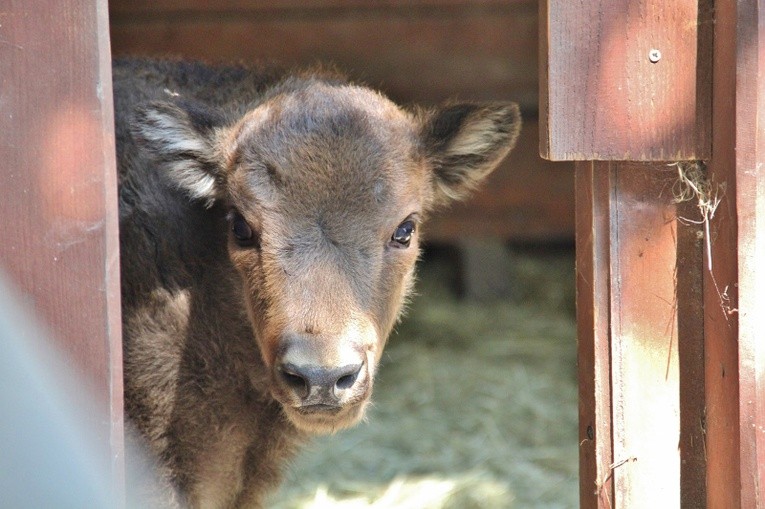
[670,161,737,318]
[671,161,721,271]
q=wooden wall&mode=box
[109,0,575,243]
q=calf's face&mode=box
[134,78,520,433]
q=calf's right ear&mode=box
[132,100,227,207]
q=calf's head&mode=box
[134,77,520,433]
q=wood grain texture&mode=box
[0,0,123,495]
[675,194,706,508]
[109,2,539,109]
[705,0,765,505]
[729,1,765,503]
[704,0,740,504]
[575,161,613,509]
[608,163,681,507]
[109,0,528,14]
[576,161,709,507]
[559,0,764,505]
[541,0,711,161]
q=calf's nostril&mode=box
[334,363,363,391]
[279,369,308,395]
[335,372,358,390]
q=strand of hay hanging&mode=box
[268,249,578,509]
[671,161,722,271]
[671,162,736,318]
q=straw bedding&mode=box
[269,246,578,508]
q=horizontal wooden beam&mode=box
[110,3,539,111]
[110,0,530,16]
[540,0,712,161]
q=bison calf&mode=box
[114,58,520,508]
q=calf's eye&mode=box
[390,220,415,248]
[229,211,258,248]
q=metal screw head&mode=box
[648,49,662,63]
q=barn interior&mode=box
[7,0,765,505]
[108,1,578,507]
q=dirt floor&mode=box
[268,245,578,508]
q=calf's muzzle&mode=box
[278,362,364,407]
[273,332,371,412]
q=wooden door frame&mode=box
[542,0,765,506]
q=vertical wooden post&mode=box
[705,0,765,506]
[676,190,707,508]
[606,164,683,507]
[0,0,123,500]
[575,161,614,507]
[575,161,700,507]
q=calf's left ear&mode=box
[419,102,521,204]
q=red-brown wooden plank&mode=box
[608,163,681,506]
[576,161,708,507]
[705,0,765,505]
[553,0,764,505]
[575,161,613,508]
[541,0,711,161]
[109,2,539,110]
[109,0,529,15]
[728,0,765,502]
[676,191,706,508]
[0,0,123,498]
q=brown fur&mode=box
[115,57,520,508]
